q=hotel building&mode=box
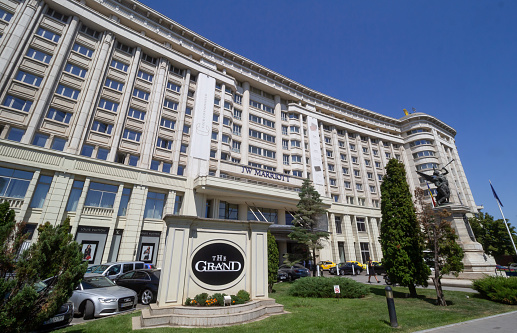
[0,0,480,267]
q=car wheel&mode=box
[83,300,95,320]
[141,289,154,305]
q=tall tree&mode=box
[469,212,517,261]
[0,202,87,333]
[379,159,430,297]
[289,178,329,277]
[414,188,464,306]
[267,231,279,292]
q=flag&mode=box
[403,109,408,116]
[490,181,503,207]
[426,182,436,207]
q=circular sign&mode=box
[191,242,245,286]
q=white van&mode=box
[90,261,145,280]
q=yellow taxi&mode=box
[317,261,336,270]
[346,260,366,269]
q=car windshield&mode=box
[86,265,99,273]
[91,265,110,273]
[81,276,116,289]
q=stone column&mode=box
[101,184,125,263]
[342,214,357,261]
[240,82,250,162]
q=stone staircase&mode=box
[133,299,286,329]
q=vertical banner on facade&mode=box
[190,73,216,160]
[307,116,325,186]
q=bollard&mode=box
[385,286,398,327]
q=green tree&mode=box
[0,202,87,333]
[469,212,517,261]
[415,188,464,306]
[379,159,430,297]
[289,178,329,277]
[267,231,279,292]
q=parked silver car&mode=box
[69,273,137,319]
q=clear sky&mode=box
[142,0,517,227]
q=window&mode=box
[340,154,347,161]
[156,137,172,150]
[160,118,175,129]
[162,162,172,173]
[132,88,149,100]
[282,126,288,135]
[356,183,363,191]
[110,59,128,72]
[367,172,373,179]
[32,133,48,147]
[137,70,153,82]
[378,174,383,181]
[169,64,183,76]
[283,154,290,165]
[328,164,335,171]
[373,199,380,207]
[3,95,32,112]
[292,155,302,163]
[127,108,145,120]
[96,148,109,160]
[234,94,242,105]
[29,175,53,208]
[212,114,220,123]
[16,70,43,86]
[105,78,124,91]
[375,161,381,168]
[413,150,435,158]
[0,167,33,199]
[362,147,368,153]
[46,108,72,123]
[223,117,231,126]
[290,125,300,133]
[36,27,60,42]
[144,192,165,219]
[282,139,289,150]
[64,63,87,78]
[123,129,141,142]
[177,165,185,176]
[354,169,360,177]
[233,109,242,120]
[117,188,131,216]
[185,107,192,115]
[326,150,333,157]
[183,125,190,134]
[92,121,113,134]
[339,141,345,147]
[357,218,366,232]
[342,167,349,174]
[344,181,351,189]
[233,124,241,136]
[51,137,66,151]
[166,81,181,92]
[331,194,339,202]
[410,139,433,147]
[221,152,229,160]
[335,216,342,234]
[98,99,119,112]
[219,201,238,220]
[293,170,309,177]
[79,25,100,38]
[211,131,218,140]
[416,163,438,171]
[370,185,376,193]
[163,99,178,110]
[128,155,138,166]
[385,152,391,159]
[407,128,429,135]
[232,141,241,153]
[85,182,117,208]
[324,137,331,144]
[350,144,356,151]
[56,85,80,100]
[66,180,84,211]
[224,101,232,110]
[222,134,230,144]
[347,196,354,205]
[26,48,51,63]
[365,159,371,166]
[214,98,220,106]
[210,150,216,158]
[72,43,93,57]
[352,156,358,163]
[323,124,331,131]
[150,160,159,170]
[80,145,94,157]
[46,8,68,22]
[249,145,262,155]
[281,112,288,121]
[329,178,337,186]
[0,8,13,22]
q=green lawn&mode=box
[57,282,515,333]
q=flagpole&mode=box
[490,180,517,256]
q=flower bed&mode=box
[184,290,250,306]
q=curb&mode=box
[415,310,517,332]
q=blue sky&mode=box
[142,0,517,227]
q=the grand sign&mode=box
[191,242,245,286]
[241,166,291,182]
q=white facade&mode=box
[0,0,480,267]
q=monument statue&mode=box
[417,163,452,206]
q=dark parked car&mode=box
[40,301,74,330]
[114,269,160,305]
[277,264,310,281]
[329,262,363,275]
[277,270,289,281]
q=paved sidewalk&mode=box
[415,310,517,333]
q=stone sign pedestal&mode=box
[435,205,496,283]
[156,215,271,307]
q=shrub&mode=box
[212,293,227,306]
[237,290,250,302]
[472,276,517,304]
[288,277,369,298]
[230,295,245,304]
[194,293,209,306]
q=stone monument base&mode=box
[434,204,496,282]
